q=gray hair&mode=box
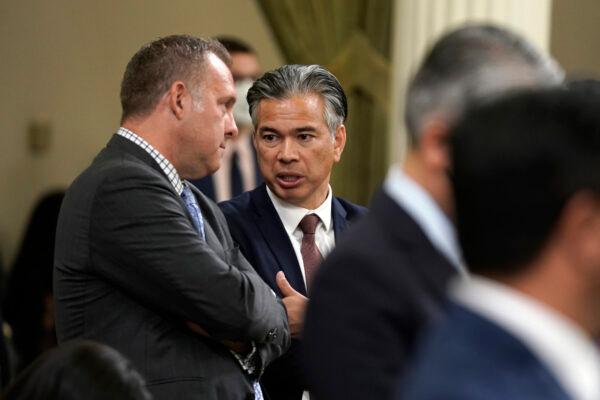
[405,24,564,145]
[247,64,348,135]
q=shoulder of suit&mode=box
[218,190,253,217]
[333,196,368,217]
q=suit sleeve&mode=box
[89,165,290,359]
[303,246,414,400]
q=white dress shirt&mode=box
[452,276,600,400]
[267,186,334,400]
[266,185,335,289]
[383,164,466,274]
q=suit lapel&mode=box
[250,186,306,294]
[331,196,349,241]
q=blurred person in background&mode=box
[2,191,64,374]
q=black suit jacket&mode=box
[54,135,290,400]
[220,184,367,400]
[399,303,570,399]
[303,188,457,400]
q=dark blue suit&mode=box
[399,302,571,400]
[220,184,367,400]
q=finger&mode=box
[276,271,298,297]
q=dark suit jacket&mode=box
[399,303,571,400]
[219,184,367,400]
[303,188,457,400]
[54,135,290,400]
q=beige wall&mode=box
[551,0,600,77]
[0,0,283,267]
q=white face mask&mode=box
[233,79,254,128]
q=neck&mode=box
[497,250,600,337]
[122,116,177,168]
[402,151,452,217]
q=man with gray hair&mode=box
[54,35,290,400]
[303,24,563,400]
[220,64,367,400]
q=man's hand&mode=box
[276,271,308,338]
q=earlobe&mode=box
[421,119,450,170]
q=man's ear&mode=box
[561,192,600,278]
[419,118,451,171]
[167,81,188,120]
[333,124,347,162]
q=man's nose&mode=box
[277,138,299,163]
[225,110,238,139]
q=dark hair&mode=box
[405,24,563,145]
[120,34,230,122]
[3,191,65,372]
[247,64,347,134]
[214,36,255,54]
[450,87,600,275]
[2,341,151,400]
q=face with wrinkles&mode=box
[254,94,346,209]
[177,53,238,179]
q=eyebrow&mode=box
[257,125,317,134]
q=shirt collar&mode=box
[117,127,184,195]
[266,185,333,235]
[383,164,466,274]
[452,276,600,400]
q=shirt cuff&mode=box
[230,341,258,376]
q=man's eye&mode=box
[262,134,276,142]
[298,134,313,141]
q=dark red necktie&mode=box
[299,214,324,292]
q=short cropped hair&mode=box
[3,341,151,400]
[247,64,347,135]
[405,24,563,145]
[120,34,230,121]
[451,87,600,275]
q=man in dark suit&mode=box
[303,25,564,400]
[54,35,290,400]
[399,87,600,400]
[190,37,263,201]
[220,65,367,400]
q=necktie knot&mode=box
[299,214,320,235]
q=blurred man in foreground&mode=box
[400,87,600,400]
[303,24,563,400]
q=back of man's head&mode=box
[120,34,230,122]
[451,87,600,276]
[405,24,563,146]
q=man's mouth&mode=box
[276,174,303,188]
